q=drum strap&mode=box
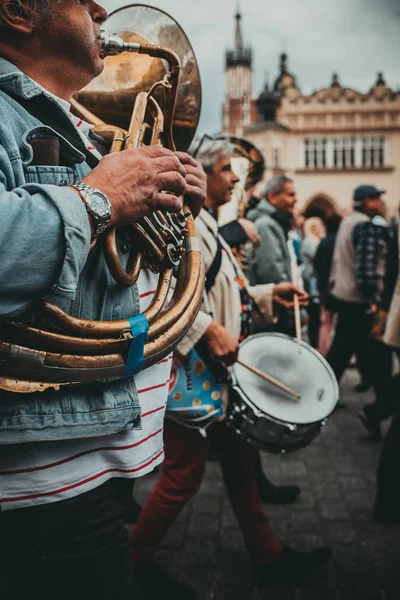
[205,238,223,293]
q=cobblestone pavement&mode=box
[133,368,400,600]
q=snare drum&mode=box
[228,333,338,453]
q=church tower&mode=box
[222,10,257,135]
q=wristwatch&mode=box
[71,181,112,238]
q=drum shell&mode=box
[228,385,326,454]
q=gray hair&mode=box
[0,0,61,33]
[266,175,293,198]
[191,138,235,174]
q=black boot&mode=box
[358,407,382,440]
[135,560,196,600]
[254,450,301,504]
[253,546,331,587]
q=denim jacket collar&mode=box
[0,56,45,100]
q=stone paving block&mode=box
[291,490,316,509]
[320,498,351,520]
[192,493,222,515]
[161,518,187,548]
[287,509,321,532]
[337,475,368,490]
[280,461,309,478]
[325,521,357,544]
[313,483,343,500]
[221,506,238,528]
[187,513,220,538]
[290,532,329,549]
[219,527,246,552]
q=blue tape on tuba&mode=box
[123,314,150,377]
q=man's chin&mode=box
[94,59,105,77]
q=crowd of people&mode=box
[0,2,398,600]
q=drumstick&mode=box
[237,359,301,400]
[293,293,302,354]
[291,263,302,354]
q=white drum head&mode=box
[232,333,338,425]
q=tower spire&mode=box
[235,7,243,51]
[225,8,252,69]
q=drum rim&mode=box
[231,332,339,426]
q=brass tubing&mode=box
[39,302,131,337]
[142,256,205,369]
[125,91,149,149]
[139,44,180,151]
[148,96,164,144]
[143,267,173,324]
[0,262,204,387]
[146,214,202,341]
[131,222,164,266]
[103,228,143,287]
[140,216,167,251]
[1,323,129,354]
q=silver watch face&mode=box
[90,191,110,217]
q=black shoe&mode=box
[358,409,382,440]
[354,381,371,393]
[122,498,142,523]
[135,560,196,600]
[253,546,331,587]
[258,483,301,505]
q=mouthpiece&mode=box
[100,31,141,57]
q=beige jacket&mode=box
[178,209,275,355]
[383,228,400,349]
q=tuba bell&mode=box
[0,5,204,393]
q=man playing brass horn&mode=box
[129,138,331,599]
[0,1,206,599]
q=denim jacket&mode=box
[0,58,143,444]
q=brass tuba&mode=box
[0,5,204,393]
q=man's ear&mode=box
[0,1,35,35]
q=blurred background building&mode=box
[221,10,400,217]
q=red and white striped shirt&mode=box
[0,101,171,511]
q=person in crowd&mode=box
[0,2,207,598]
[372,217,400,523]
[314,213,342,357]
[326,185,393,433]
[246,175,301,335]
[362,208,400,438]
[301,216,326,348]
[245,175,307,494]
[129,139,330,600]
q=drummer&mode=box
[129,137,330,599]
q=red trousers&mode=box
[130,419,283,566]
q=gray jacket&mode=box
[0,57,142,444]
[247,199,292,285]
